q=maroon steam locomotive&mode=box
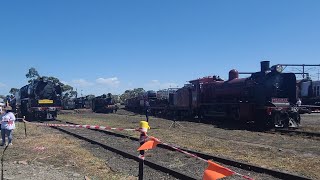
[126,61,300,128]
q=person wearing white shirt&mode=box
[1,106,16,146]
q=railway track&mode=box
[271,129,320,138]
[49,123,196,180]
[44,119,312,180]
[115,110,320,139]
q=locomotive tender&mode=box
[298,79,320,108]
[15,78,62,120]
[126,61,300,128]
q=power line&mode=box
[279,64,320,79]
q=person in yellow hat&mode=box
[1,106,16,146]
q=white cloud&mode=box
[71,79,94,87]
[96,77,120,87]
[0,82,6,88]
[145,80,179,90]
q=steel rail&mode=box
[46,121,196,180]
[56,119,312,180]
[274,129,320,138]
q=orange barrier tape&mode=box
[137,136,254,180]
[22,119,140,132]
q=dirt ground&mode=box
[300,113,320,132]
[1,121,131,180]
[58,109,320,179]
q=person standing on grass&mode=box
[1,106,16,146]
[144,99,150,122]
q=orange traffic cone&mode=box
[137,137,160,151]
[203,160,234,180]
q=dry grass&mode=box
[59,113,320,179]
[5,122,126,180]
[300,114,320,132]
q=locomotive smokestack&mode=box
[260,61,270,72]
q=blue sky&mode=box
[0,0,320,96]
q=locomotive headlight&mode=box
[276,65,283,73]
[271,65,283,73]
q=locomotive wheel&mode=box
[288,113,300,128]
[295,113,301,124]
[274,113,285,128]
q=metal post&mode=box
[23,116,27,137]
[24,122,27,137]
[145,100,149,122]
[303,65,305,79]
[138,121,149,180]
[139,133,145,180]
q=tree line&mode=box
[5,67,77,100]
[0,68,146,104]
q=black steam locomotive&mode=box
[15,78,62,120]
[62,98,76,110]
[92,94,118,113]
[126,61,301,128]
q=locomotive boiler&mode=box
[15,78,62,120]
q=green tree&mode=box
[120,88,145,103]
[61,84,77,99]
[70,90,77,97]
[86,94,95,99]
[25,67,77,99]
[26,67,40,83]
[111,95,120,103]
[62,84,73,92]
[9,88,19,95]
[42,76,62,85]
